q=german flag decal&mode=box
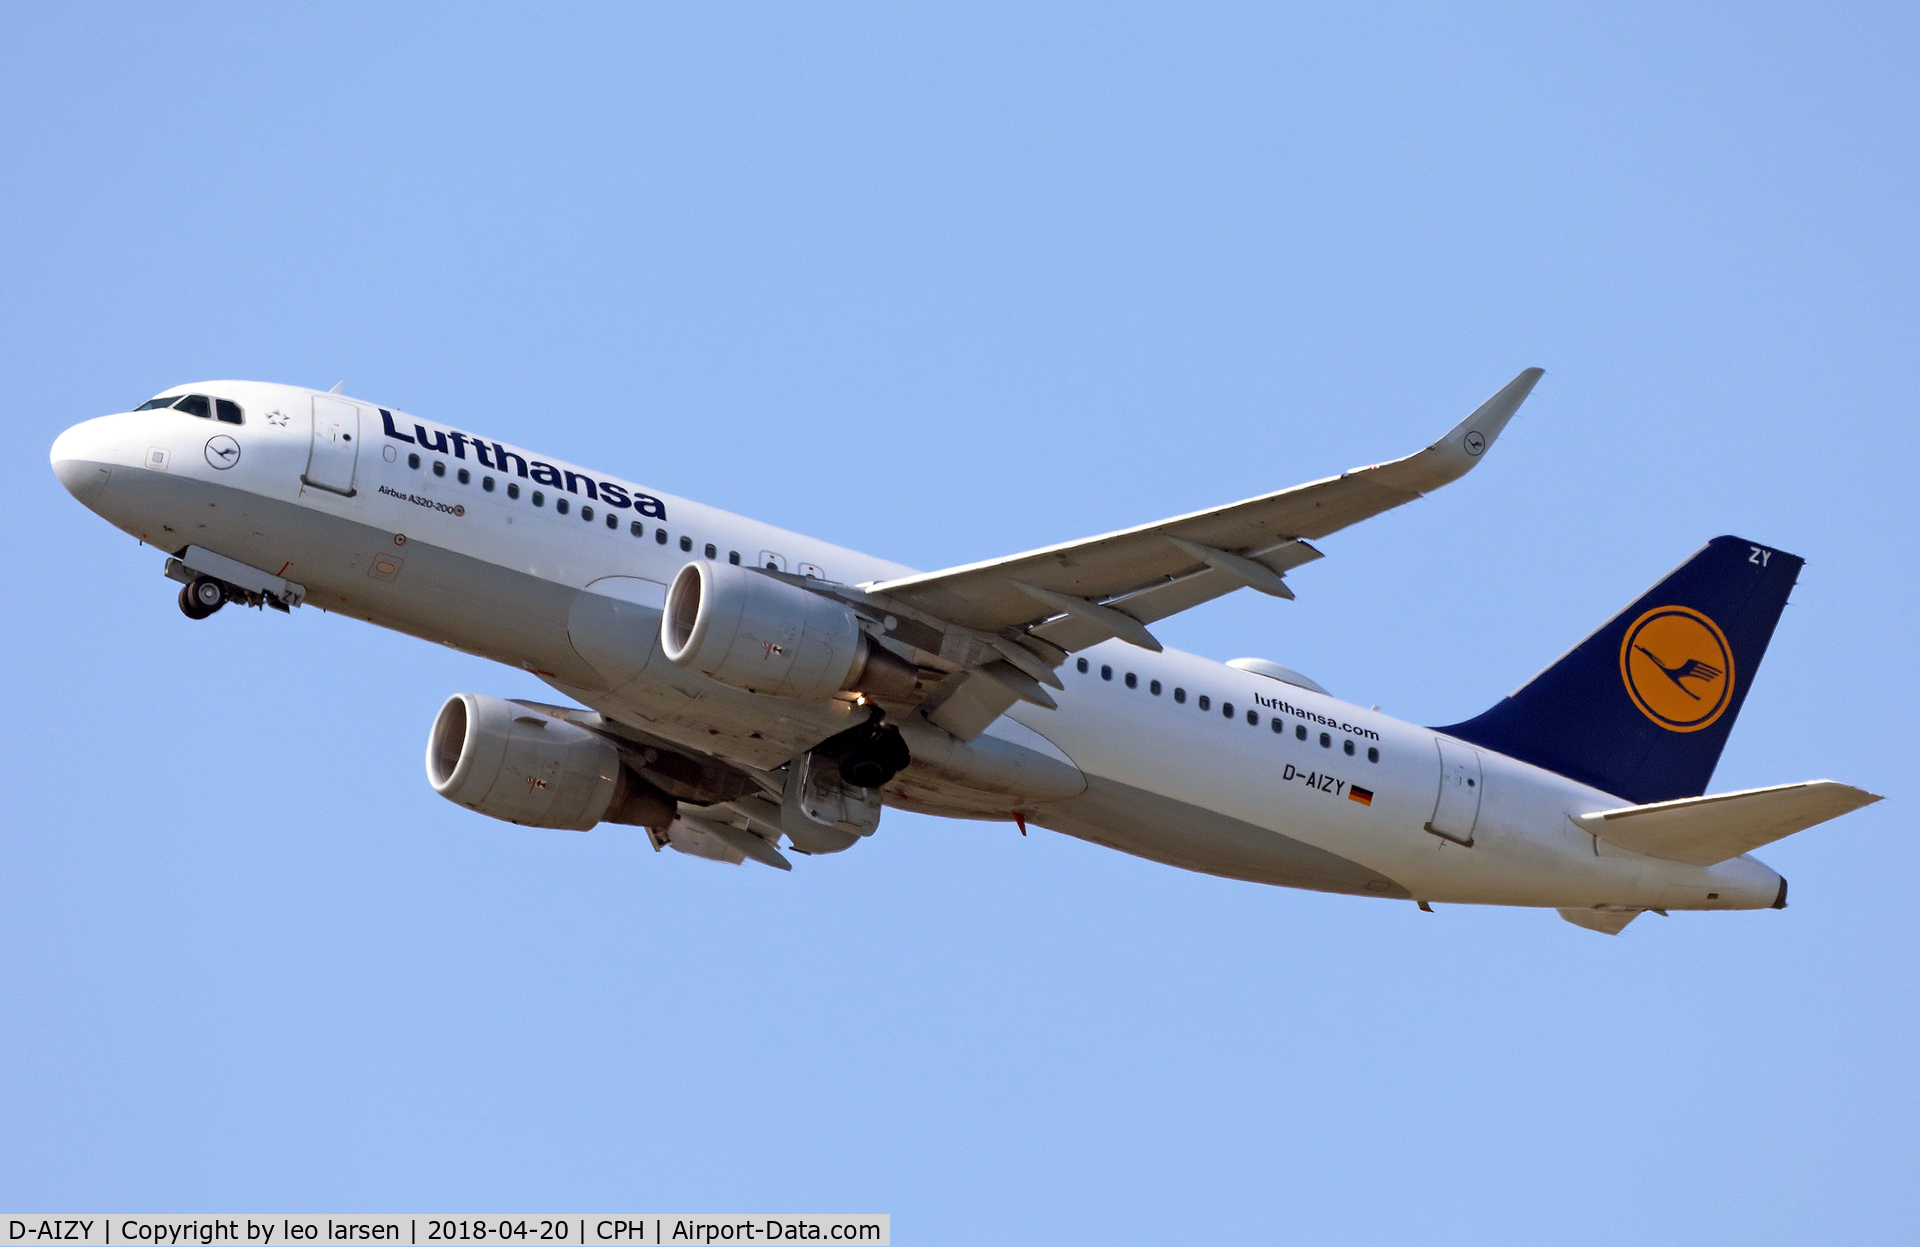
[1349,785,1374,807]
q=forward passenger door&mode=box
[303,394,361,496]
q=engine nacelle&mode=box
[661,560,917,700]
[426,693,675,831]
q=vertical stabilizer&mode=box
[1437,537,1802,805]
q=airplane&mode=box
[49,370,1880,935]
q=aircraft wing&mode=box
[846,369,1543,737]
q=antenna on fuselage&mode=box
[327,380,345,393]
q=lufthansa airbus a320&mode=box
[50,372,1879,934]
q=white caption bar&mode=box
[4,1220,887,1247]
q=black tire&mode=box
[834,724,912,789]
[815,713,912,790]
[180,576,225,619]
[839,750,894,789]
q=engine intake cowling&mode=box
[660,560,916,700]
[426,693,674,831]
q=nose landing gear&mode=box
[178,575,227,620]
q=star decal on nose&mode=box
[266,409,289,427]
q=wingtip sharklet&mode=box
[1362,367,1545,492]
[1442,366,1543,457]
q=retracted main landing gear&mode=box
[813,709,912,789]
[177,575,227,620]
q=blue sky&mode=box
[3,3,1915,1242]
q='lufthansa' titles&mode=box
[380,411,666,519]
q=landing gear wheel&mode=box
[179,576,226,620]
[815,715,913,789]
[839,750,902,790]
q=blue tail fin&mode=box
[1436,536,1802,804]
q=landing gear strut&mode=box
[178,575,226,620]
[813,711,912,789]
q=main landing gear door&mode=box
[780,752,882,853]
[1426,737,1482,846]
[303,394,361,496]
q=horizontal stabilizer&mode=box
[1574,781,1881,866]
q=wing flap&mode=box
[1028,541,1324,651]
[1574,780,1881,866]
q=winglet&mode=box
[1366,367,1544,495]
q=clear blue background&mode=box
[3,3,1914,1242]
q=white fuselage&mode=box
[50,382,1785,912]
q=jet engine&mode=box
[426,693,675,831]
[661,560,918,701]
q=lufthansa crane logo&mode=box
[1620,605,1734,732]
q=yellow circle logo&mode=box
[1620,606,1735,732]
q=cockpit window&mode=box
[135,396,183,411]
[214,398,243,425]
[174,394,212,419]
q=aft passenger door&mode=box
[1425,737,1481,846]
[303,394,361,496]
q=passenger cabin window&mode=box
[1296,725,1308,741]
[1198,695,1210,711]
[1150,680,1161,695]
[1222,702,1234,718]
[556,498,569,515]
[483,476,495,492]
[1319,732,1331,748]
[581,505,594,522]
[680,535,693,552]
[408,453,421,470]
[457,468,470,485]
[1174,688,1186,703]
[532,491,545,507]
[1367,747,1380,763]
[1125,672,1137,689]
[655,529,667,545]
[1076,658,1089,674]
[1246,709,1258,725]
[1270,717,1283,733]
[605,513,617,530]
[214,399,243,424]
[432,461,445,477]
[631,520,644,537]
[1101,665,1112,681]
[705,543,717,559]
[175,395,212,419]
[728,551,741,565]
[1344,739,1356,755]
[507,482,520,500]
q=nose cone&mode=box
[51,418,119,507]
